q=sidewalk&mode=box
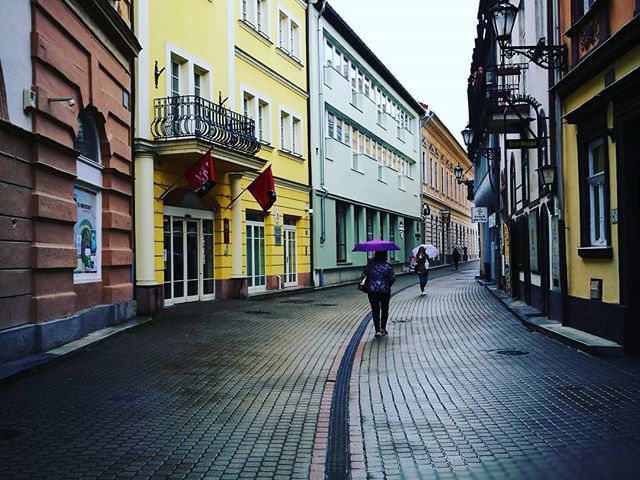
[477,279,624,356]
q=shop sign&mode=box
[471,207,488,223]
[488,213,497,228]
[506,138,539,149]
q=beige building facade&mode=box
[421,111,478,264]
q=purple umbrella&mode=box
[352,239,401,252]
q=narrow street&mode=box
[1,264,639,479]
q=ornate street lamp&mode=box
[536,163,556,190]
[454,164,464,184]
[461,125,475,148]
[490,0,518,44]
[489,1,567,70]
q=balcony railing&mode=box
[151,95,261,155]
[468,63,528,133]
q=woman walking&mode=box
[415,246,430,294]
[362,251,395,338]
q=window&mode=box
[279,12,288,49]
[327,112,335,138]
[344,122,351,147]
[194,71,201,98]
[171,60,180,97]
[354,206,362,244]
[243,92,255,119]
[290,20,300,59]
[243,0,268,35]
[325,41,333,66]
[336,202,347,263]
[258,100,269,143]
[279,11,300,60]
[73,110,103,284]
[280,111,290,150]
[292,117,302,155]
[522,150,530,205]
[587,138,606,246]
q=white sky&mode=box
[326,0,479,145]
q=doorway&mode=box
[163,208,215,305]
[246,214,266,292]
[284,225,297,287]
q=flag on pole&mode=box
[184,148,216,197]
[248,165,277,211]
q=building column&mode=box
[230,173,244,278]
[226,173,248,299]
[134,148,162,313]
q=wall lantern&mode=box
[536,163,556,189]
[489,1,567,70]
[461,125,475,148]
[454,164,464,184]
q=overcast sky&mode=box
[326,0,479,145]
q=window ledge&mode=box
[238,19,273,46]
[577,246,613,259]
[278,149,305,162]
[377,178,388,185]
[275,47,303,68]
[259,142,274,152]
[350,168,365,175]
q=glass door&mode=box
[163,213,215,305]
[284,226,297,286]
[246,220,266,291]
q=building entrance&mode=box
[163,208,215,305]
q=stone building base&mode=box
[0,300,136,363]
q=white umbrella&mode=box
[412,244,439,259]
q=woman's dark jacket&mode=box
[364,260,395,293]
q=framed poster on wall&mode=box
[73,185,101,281]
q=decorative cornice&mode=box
[235,47,308,100]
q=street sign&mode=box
[471,207,488,223]
[506,139,539,149]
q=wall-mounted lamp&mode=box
[48,97,75,107]
[536,163,556,190]
[489,1,567,70]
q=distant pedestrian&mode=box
[452,247,461,270]
[362,250,395,338]
[414,246,430,294]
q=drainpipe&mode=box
[317,0,328,245]
[420,109,435,244]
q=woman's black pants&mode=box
[367,292,390,332]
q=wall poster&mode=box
[73,186,99,276]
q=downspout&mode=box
[129,1,137,293]
[548,0,569,323]
[317,0,328,245]
[305,1,315,285]
[420,109,435,244]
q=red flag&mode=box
[248,165,277,211]
[184,148,216,197]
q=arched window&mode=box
[73,109,103,283]
[74,110,101,163]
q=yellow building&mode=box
[421,111,478,265]
[134,0,311,311]
[556,1,640,352]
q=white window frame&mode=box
[241,85,272,145]
[587,138,606,246]
[166,45,214,101]
[278,6,301,60]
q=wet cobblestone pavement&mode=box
[357,268,640,479]
[0,262,639,479]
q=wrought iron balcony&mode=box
[151,95,261,155]
[467,63,529,135]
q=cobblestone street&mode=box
[1,263,640,479]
